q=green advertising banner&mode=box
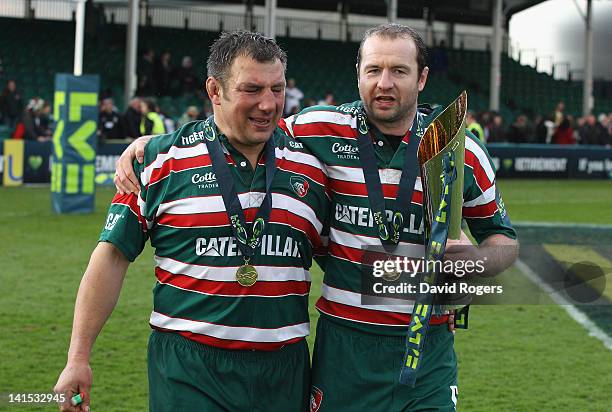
[51,74,99,213]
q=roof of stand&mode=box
[177,0,546,26]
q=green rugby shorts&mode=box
[310,317,458,412]
[148,330,310,412]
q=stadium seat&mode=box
[0,16,609,123]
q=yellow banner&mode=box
[3,139,25,186]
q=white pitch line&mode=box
[515,259,612,350]
[513,221,612,230]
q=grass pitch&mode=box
[1,180,611,411]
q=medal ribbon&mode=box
[356,109,421,247]
[399,151,457,386]
[203,117,277,261]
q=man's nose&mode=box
[258,89,276,112]
[377,69,393,90]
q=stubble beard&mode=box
[363,100,407,130]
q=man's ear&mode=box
[356,63,360,90]
[418,66,429,92]
[206,77,222,105]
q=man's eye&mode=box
[368,68,379,74]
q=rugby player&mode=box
[54,31,328,412]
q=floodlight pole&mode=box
[264,0,277,39]
[73,0,86,76]
[24,0,33,18]
[387,0,397,23]
[582,0,593,116]
[423,8,434,47]
[489,0,502,112]
[124,0,139,106]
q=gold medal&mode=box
[236,264,258,287]
[382,256,402,282]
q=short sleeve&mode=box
[462,132,516,244]
[98,161,149,261]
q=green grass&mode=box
[497,179,612,224]
[1,180,611,411]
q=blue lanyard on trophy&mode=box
[203,117,277,287]
[355,108,421,250]
[399,151,457,387]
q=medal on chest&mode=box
[202,117,276,287]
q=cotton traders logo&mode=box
[290,176,309,197]
[331,142,359,159]
[192,172,217,189]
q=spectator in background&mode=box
[154,50,174,96]
[177,106,199,128]
[140,98,165,136]
[598,113,611,146]
[138,48,155,96]
[553,101,565,127]
[486,113,506,143]
[302,97,316,108]
[596,113,610,146]
[552,115,575,145]
[23,97,52,141]
[543,115,556,143]
[284,78,304,116]
[480,111,493,141]
[507,114,533,143]
[156,103,175,133]
[98,97,123,142]
[466,110,484,143]
[122,97,142,139]
[177,56,198,95]
[574,116,585,143]
[197,99,213,120]
[1,79,23,130]
[578,114,605,145]
[534,115,548,144]
[318,91,336,106]
[429,40,449,74]
[39,101,53,136]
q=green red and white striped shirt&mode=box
[99,120,329,350]
[279,101,516,336]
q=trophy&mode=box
[418,90,467,241]
[399,91,468,386]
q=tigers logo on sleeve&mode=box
[309,386,323,412]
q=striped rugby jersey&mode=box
[280,101,516,336]
[99,120,330,350]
